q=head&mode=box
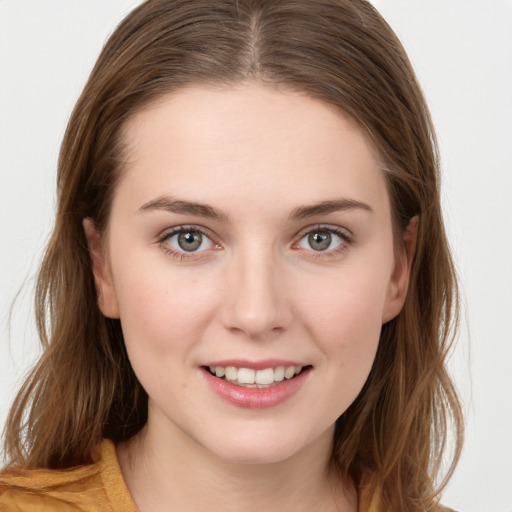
[4,0,462,510]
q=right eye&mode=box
[159,226,220,260]
[166,228,213,252]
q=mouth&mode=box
[203,364,312,388]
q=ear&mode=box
[382,216,419,323]
[83,218,120,319]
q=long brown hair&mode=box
[3,1,463,510]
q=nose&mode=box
[220,247,292,340]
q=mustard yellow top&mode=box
[0,439,424,512]
[0,440,137,512]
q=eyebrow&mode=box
[138,196,230,222]
[138,196,372,222]
[289,198,373,220]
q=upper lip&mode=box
[202,359,309,370]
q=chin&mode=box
[197,424,332,466]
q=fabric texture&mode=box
[0,440,137,512]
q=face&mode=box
[85,83,413,465]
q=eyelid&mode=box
[157,224,218,242]
[157,224,222,260]
[293,224,353,243]
[292,224,354,256]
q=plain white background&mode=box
[0,1,511,511]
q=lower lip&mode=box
[201,368,310,409]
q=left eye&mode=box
[165,228,215,253]
[297,229,345,252]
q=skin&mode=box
[84,82,416,512]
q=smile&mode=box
[201,361,312,408]
[207,365,307,388]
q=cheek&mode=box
[300,274,386,422]
[300,263,389,337]
[316,286,383,374]
[111,265,222,410]
[112,262,219,356]
[296,260,390,378]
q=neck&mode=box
[117,417,357,512]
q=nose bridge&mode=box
[222,242,291,338]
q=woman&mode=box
[0,1,463,511]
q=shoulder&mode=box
[0,439,137,512]
[0,463,103,512]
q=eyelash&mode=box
[293,225,354,260]
[156,224,354,261]
[157,225,220,261]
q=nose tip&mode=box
[221,256,291,339]
[227,315,285,340]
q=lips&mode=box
[201,360,312,408]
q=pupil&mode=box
[178,231,202,251]
[309,231,331,251]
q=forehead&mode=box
[116,82,389,217]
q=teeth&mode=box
[284,366,295,379]
[237,368,255,384]
[274,366,285,382]
[255,368,274,385]
[225,366,237,380]
[208,365,305,386]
